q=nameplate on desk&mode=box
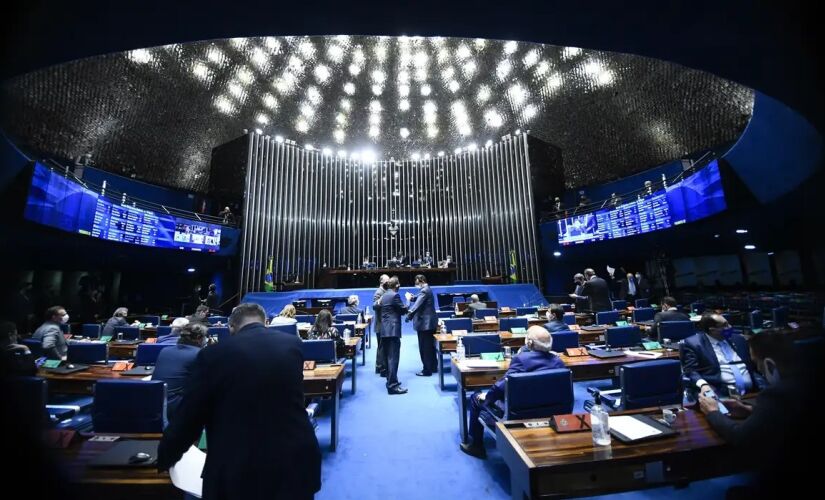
[551,413,591,433]
[303,361,316,370]
[642,341,662,350]
[43,359,62,369]
[615,320,629,327]
[452,330,468,336]
[510,327,527,335]
[100,335,113,343]
[565,347,588,357]
[500,307,512,313]
[484,316,497,323]
[112,362,134,371]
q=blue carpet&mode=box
[311,322,747,499]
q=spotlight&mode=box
[275,135,284,143]
[437,151,445,157]
[744,245,756,250]
[553,251,561,257]
[735,229,748,234]
[714,234,720,238]
[305,144,314,151]
[337,150,347,158]
[485,140,493,148]
[454,147,462,154]
[767,251,775,256]
[514,129,521,135]
[255,128,263,135]
[467,143,477,151]
[424,153,430,160]
[187,268,196,273]
[411,153,421,161]
[322,147,332,156]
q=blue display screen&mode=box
[24,163,221,252]
[557,160,726,245]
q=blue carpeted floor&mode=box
[312,323,748,499]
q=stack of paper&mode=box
[170,445,205,498]
[610,415,662,440]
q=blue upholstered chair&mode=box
[595,310,620,326]
[690,302,705,314]
[268,323,298,336]
[771,307,788,328]
[81,324,101,338]
[22,338,44,357]
[658,321,696,343]
[504,368,574,419]
[92,380,167,433]
[135,315,161,326]
[631,307,655,322]
[605,326,642,348]
[452,296,466,304]
[474,308,499,319]
[462,334,501,356]
[516,306,538,316]
[114,326,141,340]
[134,343,174,365]
[561,304,573,312]
[550,331,579,351]
[67,343,108,364]
[635,298,650,308]
[335,313,359,323]
[749,310,764,329]
[443,318,472,333]
[499,317,528,332]
[614,359,683,410]
[562,313,576,325]
[207,316,228,325]
[209,326,231,342]
[301,339,337,363]
[155,325,173,337]
[439,305,455,311]
[295,315,316,324]
[436,311,454,319]
[611,300,627,311]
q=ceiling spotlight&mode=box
[767,252,774,256]
[714,234,720,238]
[467,143,477,151]
[187,268,196,273]
[553,251,562,257]
[735,229,748,234]
[322,147,332,156]
[411,153,421,161]
[337,150,347,158]
[400,128,410,138]
[485,140,493,147]
[744,245,756,250]
[274,135,284,143]
[437,151,445,157]
[454,148,462,154]
[255,128,263,135]
[514,129,521,135]
[305,144,314,151]
[424,153,430,160]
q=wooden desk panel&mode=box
[497,408,743,499]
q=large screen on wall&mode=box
[24,162,221,252]
[557,160,726,245]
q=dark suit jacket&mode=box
[379,289,407,338]
[373,285,387,331]
[543,319,571,333]
[151,344,200,420]
[619,277,638,299]
[101,316,128,338]
[407,285,437,332]
[157,323,320,499]
[681,332,756,394]
[582,276,612,312]
[652,309,691,338]
[488,350,566,405]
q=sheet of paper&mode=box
[141,375,152,381]
[169,445,205,498]
[610,415,661,440]
[622,350,662,359]
[461,360,501,368]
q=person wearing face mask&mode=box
[634,272,650,299]
[619,272,638,302]
[542,304,571,333]
[152,322,209,420]
[32,306,70,360]
[698,330,819,497]
[157,303,321,499]
[682,313,759,399]
[406,274,438,376]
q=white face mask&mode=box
[546,311,552,321]
[61,314,70,324]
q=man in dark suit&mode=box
[101,307,129,338]
[634,272,650,299]
[681,313,758,399]
[157,303,321,499]
[652,296,690,338]
[421,251,434,268]
[698,331,820,497]
[380,277,408,394]
[570,268,611,312]
[542,304,571,333]
[619,272,638,302]
[406,274,438,376]
[373,274,389,376]
[572,273,588,312]
[466,294,486,316]
[461,326,566,458]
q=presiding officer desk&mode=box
[497,406,744,499]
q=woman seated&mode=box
[307,309,342,346]
[270,304,298,326]
[152,323,208,420]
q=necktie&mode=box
[719,340,746,395]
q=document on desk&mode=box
[461,359,501,368]
[610,415,662,440]
[622,350,663,359]
[170,445,205,498]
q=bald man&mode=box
[460,326,566,459]
[466,294,486,316]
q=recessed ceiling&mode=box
[0,35,754,192]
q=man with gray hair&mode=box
[342,294,363,323]
[373,274,390,375]
[101,307,129,338]
[158,302,321,498]
[460,326,566,459]
[466,294,486,316]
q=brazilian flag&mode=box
[263,256,275,292]
[509,250,518,283]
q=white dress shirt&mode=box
[696,333,753,393]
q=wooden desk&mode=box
[434,333,526,390]
[450,351,680,442]
[39,363,347,451]
[299,322,368,365]
[338,337,362,394]
[497,407,743,499]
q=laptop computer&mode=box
[43,362,90,374]
[119,365,155,376]
[588,349,627,359]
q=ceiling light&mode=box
[274,135,284,143]
[553,251,562,257]
[400,128,410,138]
[736,229,748,234]
[337,150,347,158]
[424,153,430,160]
[438,151,445,157]
[714,234,720,238]
[485,140,493,147]
[744,245,756,250]
[420,84,432,96]
[767,252,774,256]
[399,99,410,111]
[304,144,314,151]
[187,268,196,273]
[411,153,421,161]
[322,147,332,156]
[454,148,462,154]
[467,143,477,151]
[333,129,345,142]
[254,128,262,134]
[514,129,521,135]
[503,41,518,54]
[343,82,355,94]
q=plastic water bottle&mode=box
[343,328,351,341]
[456,337,465,361]
[590,393,611,446]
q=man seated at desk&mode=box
[682,313,759,399]
[460,326,566,459]
[698,330,819,497]
[421,251,434,268]
[542,304,571,333]
[465,294,486,316]
[438,255,455,268]
[652,296,690,338]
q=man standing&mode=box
[373,274,390,376]
[570,268,611,312]
[32,306,70,360]
[619,272,638,302]
[406,274,438,376]
[157,303,321,499]
[652,296,690,339]
[380,277,408,394]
